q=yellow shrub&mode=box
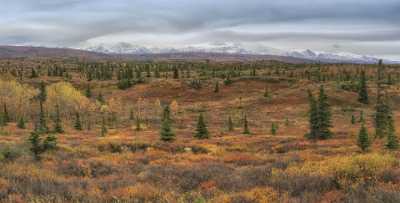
[242,187,279,203]
[283,153,398,188]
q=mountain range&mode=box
[0,43,398,64]
[84,42,399,64]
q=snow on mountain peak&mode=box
[82,42,399,64]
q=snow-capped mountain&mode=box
[84,42,257,55]
[285,49,399,64]
[82,42,399,64]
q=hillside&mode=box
[0,45,109,60]
[0,45,314,63]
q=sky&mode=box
[0,0,399,59]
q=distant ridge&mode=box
[0,45,109,60]
[85,42,400,64]
[0,45,311,63]
[0,45,397,64]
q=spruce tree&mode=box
[30,68,38,78]
[129,109,134,121]
[306,90,319,140]
[0,113,4,127]
[135,116,141,131]
[228,115,234,131]
[160,106,175,141]
[195,113,209,139]
[29,131,57,160]
[375,59,388,138]
[351,114,356,124]
[375,98,389,138]
[271,122,278,135]
[214,81,219,93]
[74,112,82,131]
[97,92,105,104]
[162,105,171,122]
[37,81,48,133]
[243,114,250,134]
[317,86,332,139]
[264,88,271,99]
[38,81,47,102]
[53,104,64,134]
[3,103,9,124]
[154,67,160,78]
[29,131,42,160]
[101,114,107,137]
[285,118,289,126]
[386,109,399,150]
[359,111,365,123]
[85,84,92,98]
[17,117,26,129]
[357,121,370,152]
[173,67,179,79]
[358,71,369,104]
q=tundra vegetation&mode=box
[0,58,399,202]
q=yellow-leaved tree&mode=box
[0,79,37,120]
[46,82,91,119]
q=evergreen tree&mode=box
[85,84,92,98]
[359,111,365,123]
[97,92,105,104]
[17,117,26,129]
[160,106,175,141]
[0,113,4,127]
[101,114,107,137]
[386,109,399,150]
[243,114,250,134]
[285,118,290,126]
[357,121,370,152]
[358,71,369,104]
[135,116,141,131]
[224,75,233,86]
[37,81,48,133]
[74,112,82,131]
[214,81,219,93]
[173,67,179,79]
[38,81,47,102]
[3,103,9,124]
[375,98,389,138]
[317,86,332,139]
[53,104,64,134]
[228,115,234,131]
[375,59,388,138]
[195,113,209,139]
[37,103,48,133]
[30,68,38,78]
[29,131,42,160]
[162,105,171,122]
[154,67,160,78]
[351,114,356,124]
[264,88,272,101]
[129,109,134,121]
[29,131,57,160]
[160,118,175,141]
[306,90,319,140]
[271,122,278,135]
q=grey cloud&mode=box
[0,0,399,58]
[203,29,400,43]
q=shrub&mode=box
[190,146,209,154]
[0,146,23,162]
[270,173,335,197]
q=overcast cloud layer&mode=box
[1,0,399,59]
